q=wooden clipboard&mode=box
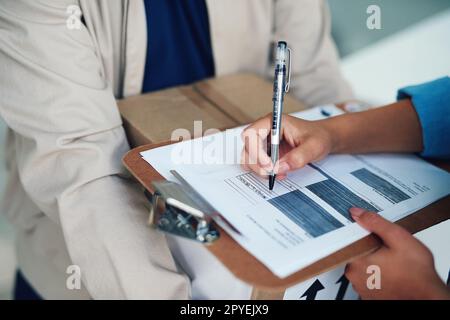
[123,142,450,299]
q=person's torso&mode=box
[4,0,276,299]
[80,0,275,99]
[141,0,215,93]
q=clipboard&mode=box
[123,142,450,299]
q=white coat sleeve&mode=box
[0,0,190,299]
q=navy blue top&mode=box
[397,77,450,159]
[142,0,215,93]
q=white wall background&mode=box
[341,10,450,105]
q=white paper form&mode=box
[141,105,450,278]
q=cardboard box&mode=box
[118,73,306,147]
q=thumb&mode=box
[277,141,316,175]
[350,207,411,249]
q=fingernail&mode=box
[277,161,290,175]
[262,162,274,172]
[259,155,272,168]
[349,207,365,218]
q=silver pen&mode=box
[269,41,291,190]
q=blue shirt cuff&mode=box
[397,77,450,159]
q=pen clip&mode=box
[285,47,291,93]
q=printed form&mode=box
[141,106,450,278]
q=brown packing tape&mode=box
[194,73,306,123]
[118,85,237,147]
[118,73,307,147]
[194,80,255,124]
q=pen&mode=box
[320,108,331,117]
[269,41,291,190]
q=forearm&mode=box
[323,99,423,154]
[60,175,190,299]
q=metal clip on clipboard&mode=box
[147,170,241,244]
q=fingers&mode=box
[241,149,289,178]
[344,245,388,296]
[277,139,319,174]
[344,260,367,295]
[349,207,412,249]
[241,115,272,170]
[241,114,329,177]
[240,149,271,177]
[345,246,386,277]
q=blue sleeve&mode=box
[397,77,450,159]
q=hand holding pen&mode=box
[241,42,330,187]
[241,114,334,183]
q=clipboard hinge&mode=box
[147,182,220,244]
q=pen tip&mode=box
[269,175,276,190]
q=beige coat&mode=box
[0,0,352,299]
